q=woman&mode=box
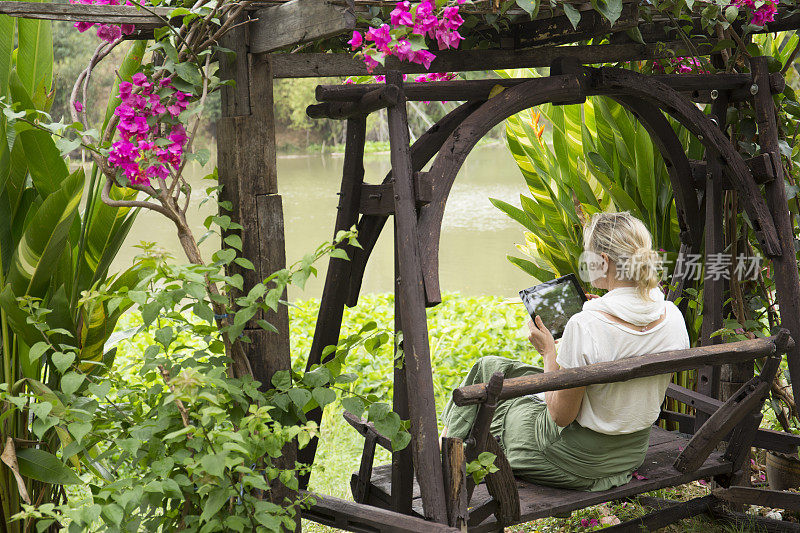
[441,212,690,491]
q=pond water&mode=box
[112,143,535,300]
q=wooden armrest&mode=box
[453,334,793,406]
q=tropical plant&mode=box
[0,16,141,530]
[490,68,704,287]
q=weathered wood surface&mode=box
[386,71,447,523]
[709,500,800,532]
[307,85,400,120]
[315,73,782,103]
[442,437,469,529]
[249,0,355,54]
[612,95,701,247]
[590,67,781,255]
[752,57,800,410]
[300,490,461,533]
[343,412,393,451]
[0,1,171,26]
[353,432,378,503]
[674,348,782,473]
[365,428,732,532]
[714,487,800,511]
[695,91,729,430]
[483,435,521,526]
[272,40,718,78]
[689,153,778,187]
[359,173,432,216]
[454,335,789,406]
[391,259,414,516]
[345,100,483,307]
[418,74,583,304]
[298,116,367,488]
[603,495,713,532]
[465,372,504,502]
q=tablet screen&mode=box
[519,274,587,339]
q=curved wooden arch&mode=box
[611,95,701,246]
[416,68,780,304]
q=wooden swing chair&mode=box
[298,57,800,532]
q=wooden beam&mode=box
[441,437,468,529]
[714,487,800,511]
[271,40,717,78]
[603,495,713,532]
[453,334,791,406]
[300,491,461,533]
[0,1,170,26]
[249,0,355,54]
[307,85,399,120]
[315,72,780,104]
[689,153,778,188]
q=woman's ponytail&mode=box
[628,246,660,300]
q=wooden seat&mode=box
[361,426,733,531]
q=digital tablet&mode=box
[519,273,588,339]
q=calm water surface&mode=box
[113,143,534,300]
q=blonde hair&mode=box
[582,212,660,300]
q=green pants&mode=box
[441,356,651,492]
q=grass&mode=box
[286,293,791,533]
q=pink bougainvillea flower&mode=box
[414,49,436,69]
[120,24,135,35]
[96,23,122,42]
[74,21,95,32]
[751,1,777,25]
[441,6,464,30]
[131,72,147,86]
[348,30,363,50]
[390,1,413,26]
[73,101,84,113]
[363,54,380,73]
[392,38,415,62]
[365,25,392,53]
[632,471,648,480]
[435,28,464,50]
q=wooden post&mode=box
[217,26,293,508]
[751,57,800,406]
[386,70,448,524]
[441,437,468,529]
[392,236,415,515]
[695,92,729,431]
[298,116,367,488]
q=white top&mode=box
[550,287,690,435]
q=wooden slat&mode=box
[298,116,368,488]
[714,487,800,511]
[689,153,778,187]
[301,490,461,533]
[343,412,393,451]
[695,91,729,430]
[751,57,800,413]
[603,495,713,532]
[359,173,432,216]
[271,40,718,78]
[483,435,521,525]
[454,335,787,406]
[387,71,447,523]
[249,0,355,54]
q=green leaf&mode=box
[312,387,336,408]
[590,0,623,25]
[60,372,85,396]
[515,0,539,18]
[18,130,69,197]
[200,453,226,479]
[16,6,52,103]
[52,351,75,374]
[28,341,48,363]
[341,396,365,418]
[16,448,81,485]
[288,388,312,410]
[562,3,581,29]
[200,488,228,522]
[0,16,13,98]
[6,169,83,297]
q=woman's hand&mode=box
[527,316,556,358]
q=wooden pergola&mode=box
[5,0,800,530]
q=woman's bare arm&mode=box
[528,316,585,427]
